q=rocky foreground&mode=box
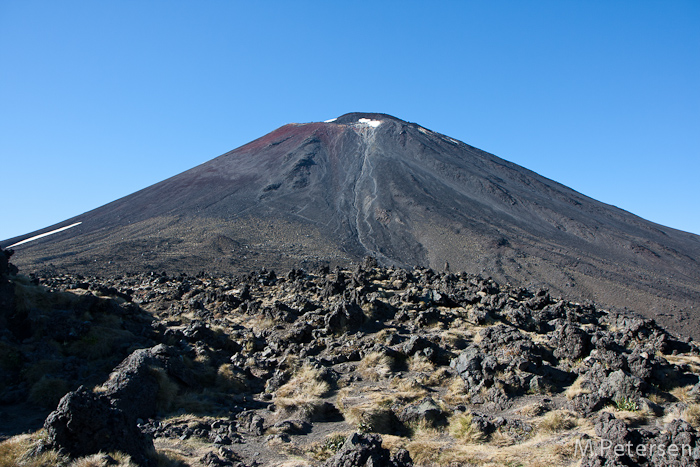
[2,247,700,466]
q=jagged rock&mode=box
[237,411,265,436]
[646,419,700,466]
[322,433,413,467]
[450,345,498,393]
[553,323,590,361]
[398,397,446,427]
[99,344,173,421]
[201,451,234,467]
[626,348,654,381]
[271,419,311,435]
[568,393,605,416]
[44,386,154,465]
[479,324,542,365]
[325,300,365,333]
[598,369,643,403]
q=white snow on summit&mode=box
[358,118,381,128]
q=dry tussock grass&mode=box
[216,363,248,392]
[442,376,470,405]
[407,354,434,373]
[387,378,429,401]
[682,404,700,427]
[357,352,394,381]
[68,452,136,467]
[537,410,578,433]
[423,367,452,387]
[663,354,700,374]
[670,383,699,404]
[448,413,486,443]
[564,375,591,400]
[0,433,143,467]
[275,364,330,417]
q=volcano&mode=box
[4,112,700,336]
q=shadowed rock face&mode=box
[4,112,700,337]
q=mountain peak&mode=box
[325,112,404,125]
[5,113,700,338]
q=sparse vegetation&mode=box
[613,395,639,412]
[537,410,577,433]
[357,351,394,381]
[448,413,486,443]
[3,248,700,467]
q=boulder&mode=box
[322,433,412,467]
[552,323,590,361]
[598,369,643,403]
[398,397,446,427]
[325,300,365,333]
[44,386,154,465]
[450,345,498,393]
[99,344,173,421]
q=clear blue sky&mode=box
[1,1,699,241]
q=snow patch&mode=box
[417,126,431,135]
[324,118,338,123]
[8,222,82,248]
[358,118,381,128]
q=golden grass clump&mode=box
[388,378,429,402]
[0,432,68,467]
[216,363,248,392]
[68,452,137,467]
[682,403,700,428]
[357,351,394,381]
[448,413,487,443]
[670,384,698,404]
[275,364,330,418]
[407,354,434,373]
[443,376,470,405]
[337,389,400,435]
[564,375,592,400]
[537,410,578,433]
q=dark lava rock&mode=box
[325,300,365,333]
[598,369,643,403]
[398,397,446,427]
[450,345,498,393]
[44,386,154,465]
[99,344,173,421]
[322,432,413,467]
[552,323,590,361]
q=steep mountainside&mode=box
[3,113,699,337]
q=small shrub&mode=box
[614,396,639,412]
[308,433,347,461]
[28,376,69,409]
